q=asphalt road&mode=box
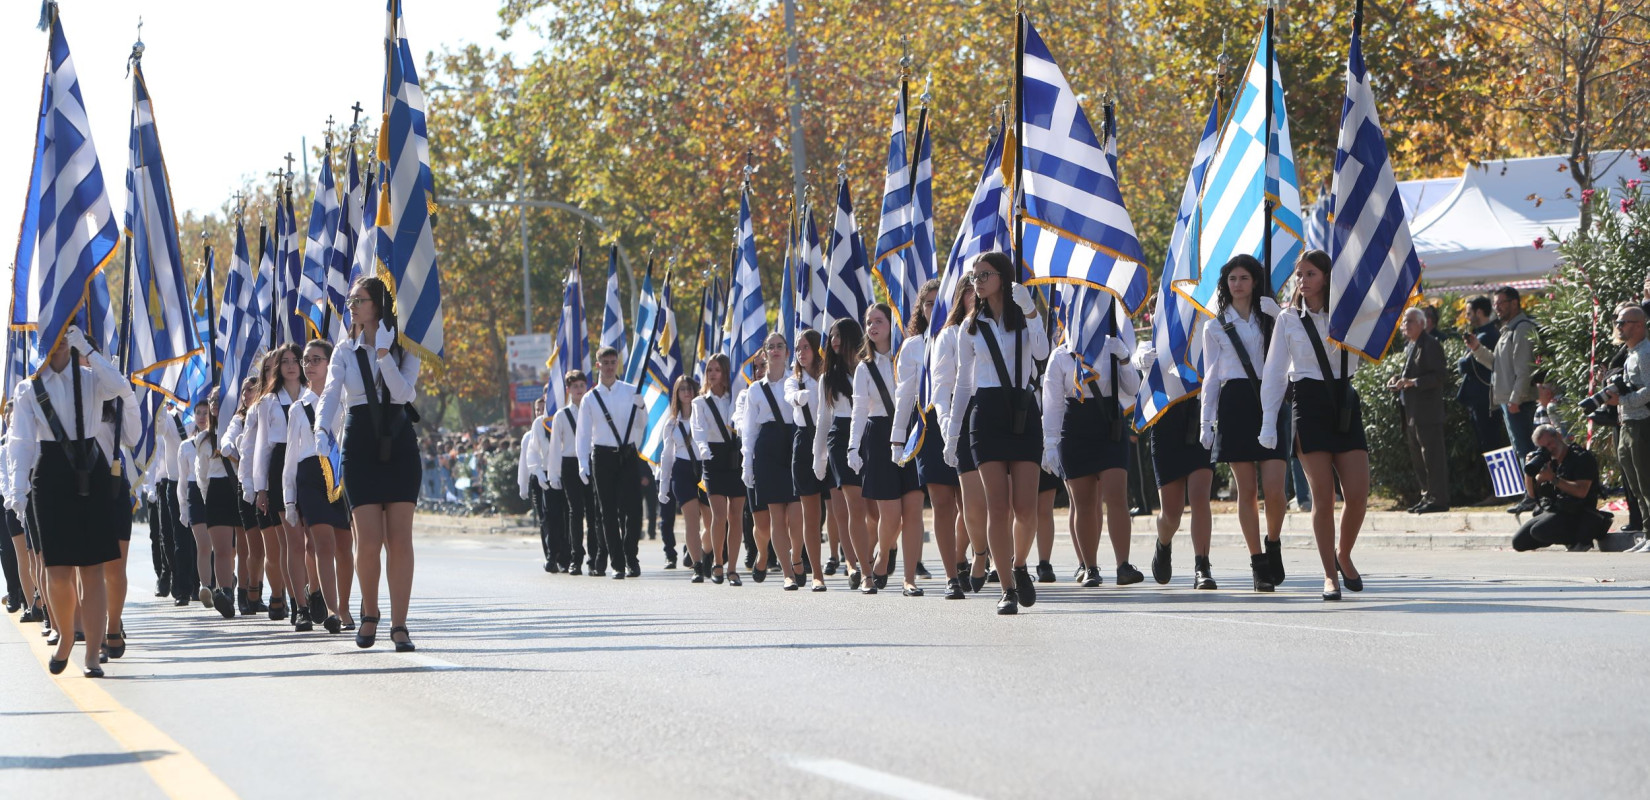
[5,527,1649,800]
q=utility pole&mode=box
[782,0,807,203]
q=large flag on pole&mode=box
[872,84,916,329]
[726,184,767,392]
[780,210,797,352]
[299,145,340,341]
[640,274,684,464]
[1016,16,1148,314]
[932,120,1011,337]
[215,220,262,434]
[329,141,363,338]
[826,175,873,325]
[350,152,380,289]
[378,0,444,363]
[801,204,827,332]
[1066,104,1137,407]
[545,246,588,415]
[1136,96,1220,429]
[622,258,659,385]
[602,244,627,361]
[694,282,715,381]
[26,7,119,369]
[1326,14,1422,362]
[1185,15,1304,311]
[177,261,213,413]
[910,98,937,286]
[257,223,277,347]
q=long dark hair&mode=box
[964,251,1026,334]
[259,343,305,398]
[860,303,894,363]
[350,276,405,366]
[1215,254,1266,315]
[822,318,862,403]
[793,329,822,381]
[943,279,974,329]
[906,278,941,338]
[1295,249,1332,310]
[668,375,699,421]
[234,376,259,419]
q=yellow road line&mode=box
[7,611,240,800]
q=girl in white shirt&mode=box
[813,319,872,590]
[252,343,309,628]
[1258,249,1370,602]
[282,339,350,634]
[942,251,1048,615]
[1199,254,1288,592]
[744,333,810,590]
[656,376,707,582]
[849,304,924,596]
[222,377,267,616]
[692,354,743,585]
[785,329,829,587]
[935,281,991,592]
[890,281,964,598]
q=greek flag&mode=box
[623,259,659,384]
[931,120,1010,337]
[780,212,797,352]
[910,109,937,286]
[872,87,916,329]
[257,224,277,348]
[1017,17,1148,313]
[176,262,214,412]
[601,244,626,361]
[1484,447,1526,499]
[1136,97,1220,429]
[1069,285,1135,411]
[214,221,262,435]
[299,146,340,341]
[1187,17,1304,311]
[694,283,715,381]
[1305,189,1332,252]
[278,192,305,345]
[1326,26,1423,362]
[329,143,363,338]
[25,9,119,368]
[378,0,444,363]
[351,158,380,290]
[545,246,588,415]
[727,186,767,392]
[641,276,685,465]
[827,177,873,325]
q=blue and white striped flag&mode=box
[26,9,119,368]
[215,221,262,436]
[802,204,828,332]
[601,244,626,361]
[1484,447,1526,499]
[278,191,305,345]
[122,56,198,401]
[910,107,937,287]
[256,223,277,348]
[351,157,380,290]
[329,142,363,338]
[727,186,768,393]
[780,212,797,353]
[1069,285,1136,411]
[641,276,685,465]
[1136,97,1220,429]
[1305,189,1333,253]
[1017,17,1148,313]
[545,246,588,415]
[931,120,1010,337]
[1187,16,1304,311]
[694,282,716,381]
[622,258,658,385]
[872,86,916,330]
[378,0,444,363]
[176,262,214,413]
[826,177,873,326]
[299,146,340,341]
[1326,25,1423,362]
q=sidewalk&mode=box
[414,508,1567,550]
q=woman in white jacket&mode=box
[282,339,350,633]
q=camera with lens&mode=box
[1579,370,1638,427]
[1523,448,1552,478]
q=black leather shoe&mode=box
[155,578,170,597]
[323,615,342,634]
[945,578,965,600]
[1151,540,1173,585]
[49,658,68,674]
[727,572,743,587]
[268,597,288,621]
[569,564,583,576]
[664,559,677,570]
[627,562,640,578]
[544,560,555,573]
[1115,563,1145,586]
[848,570,862,591]
[996,589,1019,615]
[1414,502,1450,515]
[1323,587,1342,601]
[173,596,190,607]
[1264,537,1286,585]
[391,625,416,652]
[873,572,888,590]
[236,588,249,615]
[985,568,999,584]
[1193,556,1217,590]
[356,615,379,648]
[213,589,235,620]
[902,585,924,597]
[711,567,725,585]
[1035,561,1056,583]
[1337,559,1364,592]
[824,557,840,576]
[611,570,626,580]
[308,590,327,624]
[1250,554,1276,592]
[74,631,85,643]
[1012,566,1037,607]
[915,562,932,579]
[690,561,706,584]
[83,666,104,678]
[969,571,986,593]
[46,629,60,646]
[1082,566,1102,588]
[861,576,877,595]
[104,632,126,659]
[293,608,314,632]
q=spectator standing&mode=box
[1467,286,1539,512]
[1606,307,1650,549]
[1390,308,1450,513]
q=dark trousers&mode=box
[1513,509,1611,550]
[1503,403,1537,457]
[159,480,197,601]
[529,477,552,562]
[1618,420,1650,527]
[539,479,572,567]
[0,523,21,604]
[592,447,642,570]
[147,500,169,587]
[562,457,598,568]
[659,498,677,560]
[1404,415,1450,506]
[1464,400,1507,453]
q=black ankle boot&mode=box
[1193,555,1217,590]
[1264,537,1285,585]
[1250,554,1275,593]
[236,587,249,615]
[1151,540,1172,584]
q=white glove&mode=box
[578,466,590,485]
[548,474,562,491]
[658,488,671,505]
[813,458,828,482]
[1132,344,1159,371]
[891,444,905,464]
[180,505,192,528]
[943,436,959,469]
[284,503,300,528]
[1041,442,1061,477]
[1199,426,1215,451]
[742,467,756,489]
[64,325,91,354]
[847,451,864,473]
[147,485,160,503]
[1104,337,1131,362]
[540,471,553,487]
[1257,428,1278,451]
[374,321,394,357]
[519,488,530,501]
[1011,283,1036,316]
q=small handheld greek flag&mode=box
[1484,447,1526,499]
[318,429,345,503]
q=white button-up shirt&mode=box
[575,379,646,474]
[1258,306,1363,439]
[1199,298,1279,437]
[946,315,1050,453]
[315,334,421,435]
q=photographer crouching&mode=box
[1511,425,1611,551]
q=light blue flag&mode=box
[546,245,589,415]
[1327,21,1422,362]
[328,143,362,339]
[826,176,873,326]
[872,86,915,330]
[215,220,262,436]
[641,275,685,465]
[622,259,658,385]
[727,186,767,392]
[176,261,214,417]
[932,120,1010,338]
[379,0,444,362]
[299,146,340,341]
[601,244,626,362]
[1187,15,1304,312]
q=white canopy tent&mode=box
[1410,150,1644,287]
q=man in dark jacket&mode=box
[1456,296,1505,453]
[1392,308,1450,513]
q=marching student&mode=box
[656,375,707,582]
[282,339,349,634]
[1132,344,1216,591]
[176,403,214,610]
[575,346,647,580]
[157,402,199,609]
[222,377,268,615]
[735,357,772,579]
[850,303,925,596]
[892,279,965,599]
[316,276,424,651]
[240,351,288,618]
[1258,249,1370,601]
[518,397,557,572]
[935,281,990,592]
[96,383,141,657]
[813,318,873,590]
[785,329,828,589]
[7,325,131,677]
[2,404,41,624]
[744,334,812,590]
[192,397,240,619]
[1042,309,1142,589]
[252,344,310,629]
[548,371,598,575]
[693,354,744,585]
[1200,254,1288,592]
[943,252,1049,615]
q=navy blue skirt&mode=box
[702,440,743,497]
[955,399,978,474]
[827,416,861,488]
[256,444,288,528]
[792,424,823,497]
[753,422,798,507]
[33,441,119,568]
[1059,397,1131,479]
[1149,397,1214,487]
[237,487,260,532]
[860,416,920,501]
[343,406,422,508]
[205,476,242,528]
[187,482,209,528]
[914,408,959,487]
[1292,379,1368,455]
[1214,380,1287,463]
[969,387,1042,465]
[669,458,706,506]
[295,457,351,528]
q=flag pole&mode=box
[1262,0,1277,300]
[203,237,218,392]
[1012,5,1026,285]
[258,217,273,348]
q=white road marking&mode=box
[788,758,985,800]
[398,652,465,670]
[1125,611,1430,637]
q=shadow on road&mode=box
[0,750,169,770]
